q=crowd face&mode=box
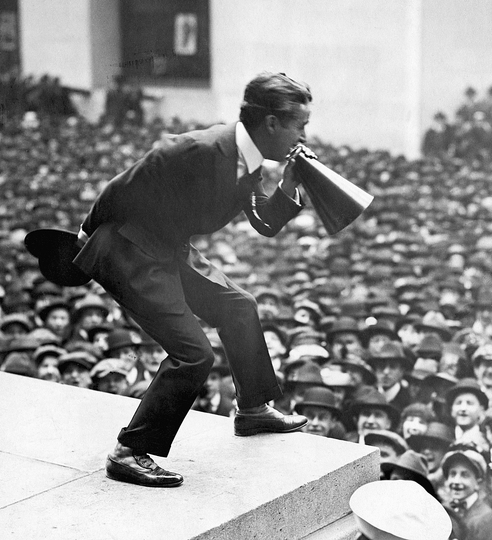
[37,355,61,382]
[139,343,166,376]
[263,330,286,360]
[331,333,362,361]
[450,392,485,430]
[45,308,70,336]
[440,351,460,378]
[446,461,481,502]
[367,333,392,355]
[474,359,492,388]
[3,322,28,338]
[61,363,92,388]
[96,373,128,395]
[301,405,336,437]
[397,323,421,348]
[79,308,106,330]
[357,407,392,433]
[374,359,405,390]
[420,442,447,473]
[401,415,428,439]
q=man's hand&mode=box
[281,154,301,198]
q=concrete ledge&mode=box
[0,373,378,539]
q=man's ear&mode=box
[264,114,279,134]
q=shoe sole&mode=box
[234,419,308,437]
[106,458,184,488]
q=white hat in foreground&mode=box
[349,480,451,540]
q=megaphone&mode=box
[292,145,374,235]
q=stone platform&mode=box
[0,372,378,539]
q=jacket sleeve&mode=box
[243,179,304,237]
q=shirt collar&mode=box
[380,382,401,403]
[236,121,263,174]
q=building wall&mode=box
[421,0,492,128]
[17,0,492,158]
[20,0,92,88]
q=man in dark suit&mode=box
[73,72,311,487]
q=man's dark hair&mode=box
[240,72,312,129]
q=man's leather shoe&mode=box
[234,404,308,436]
[106,444,183,487]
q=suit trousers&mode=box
[77,223,282,457]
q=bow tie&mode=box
[450,499,467,514]
[237,167,262,186]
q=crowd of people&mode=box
[1,82,492,538]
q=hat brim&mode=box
[380,463,437,497]
[25,229,91,287]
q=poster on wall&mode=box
[120,0,210,83]
[0,0,20,77]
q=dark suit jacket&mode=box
[74,123,302,313]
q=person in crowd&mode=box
[294,385,346,440]
[367,341,413,413]
[442,446,492,540]
[360,319,399,356]
[325,316,364,363]
[471,343,492,405]
[57,350,97,389]
[399,402,435,441]
[72,72,312,488]
[407,421,455,501]
[191,364,235,417]
[0,313,32,338]
[446,378,490,453]
[32,343,65,383]
[37,297,71,341]
[104,328,143,386]
[69,294,110,341]
[0,351,38,378]
[381,449,437,498]
[364,429,409,463]
[90,358,129,395]
[346,387,401,444]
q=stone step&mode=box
[0,372,378,539]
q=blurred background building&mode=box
[2,0,492,157]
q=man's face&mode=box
[97,372,128,395]
[446,461,481,502]
[474,359,492,388]
[204,371,222,396]
[267,103,310,162]
[61,362,92,388]
[451,392,485,430]
[114,346,138,370]
[374,359,405,390]
[301,405,336,437]
[331,333,361,361]
[45,308,70,336]
[139,343,166,375]
[397,323,420,348]
[374,442,399,462]
[367,334,392,355]
[420,441,447,473]
[79,308,105,329]
[357,407,392,433]
[263,330,286,359]
[37,355,61,383]
[440,351,460,377]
